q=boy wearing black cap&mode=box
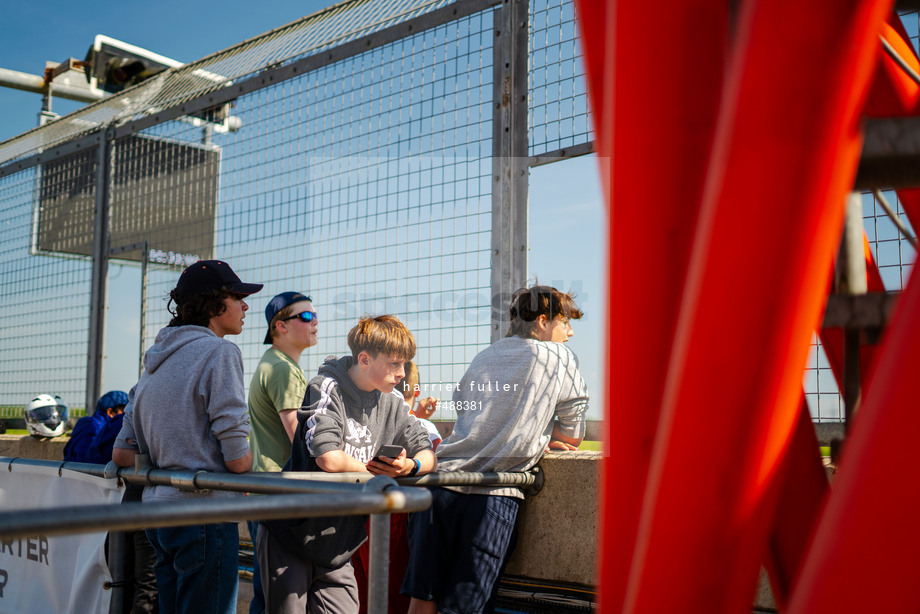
[113,259,262,614]
[247,291,318,614]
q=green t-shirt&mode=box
[248,348,307,472]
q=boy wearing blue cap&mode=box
[247,291,318,614]
[249,291,318,472]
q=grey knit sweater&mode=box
[437,335,589,497]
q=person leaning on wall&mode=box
[402,284,590,614]
[112,259,262,614]
[257,315,437,614]
[352,359,442,614]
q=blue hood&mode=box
[95,390,129,415]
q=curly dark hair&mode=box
[507,284,583,339]
[167,288,242,327]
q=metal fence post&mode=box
[840,191,868,431]
[139,241,148,378]
[86,127,112,413]
[107,530,126,614]
[367,513,391,614]
[491,0,530,341]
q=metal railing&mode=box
[0,457,541,614]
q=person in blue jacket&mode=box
[63,390,128,462]
[87,409,127,465]
[64,389,159,612]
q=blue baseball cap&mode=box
[264,292,312,344]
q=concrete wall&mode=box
[502,449,791,610]
[505,450,599,586]
[0,433,68,461]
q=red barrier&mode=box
[572,1,727,610]
[788,254,920,612]
[763,396,829,611]
[770,235,883,609]
[784,12,920,609]
[577,0,893,611]
[896,188,920,233]
[865,14,920,117]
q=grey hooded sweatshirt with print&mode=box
[261,354,432,567]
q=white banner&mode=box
[0,464,123,614]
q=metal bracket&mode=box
[525,465,544,496]
[169,470,197,491]
[103,460,119,480]
[363,475,399,493]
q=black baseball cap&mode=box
[263,291,312,344]
[174,260,263,300]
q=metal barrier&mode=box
[0,457,540,614]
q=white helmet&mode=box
[24,394,68,439]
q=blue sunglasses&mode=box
[283,310,318,323]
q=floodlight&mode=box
[84,35,181,94]
[81,34,241,132]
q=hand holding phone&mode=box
[373,444,405,463]
[368,445,407,477]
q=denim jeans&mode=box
[403,488,520,614]
[146,522,239,614]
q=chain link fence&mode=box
[0,0,913,424]
[0,0,594,418]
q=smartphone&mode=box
[373,444,405,462]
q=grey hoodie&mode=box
[114,325,251,501]
[261,355,432,567]
[300,355,432,465]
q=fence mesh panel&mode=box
[0,152,95,413]
[528,0,590,156]
[805,189,917,422]
[0,0,462,166]
[117,11,496,420]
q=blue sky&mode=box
[0,0,334,142]
[1,0,607,420]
